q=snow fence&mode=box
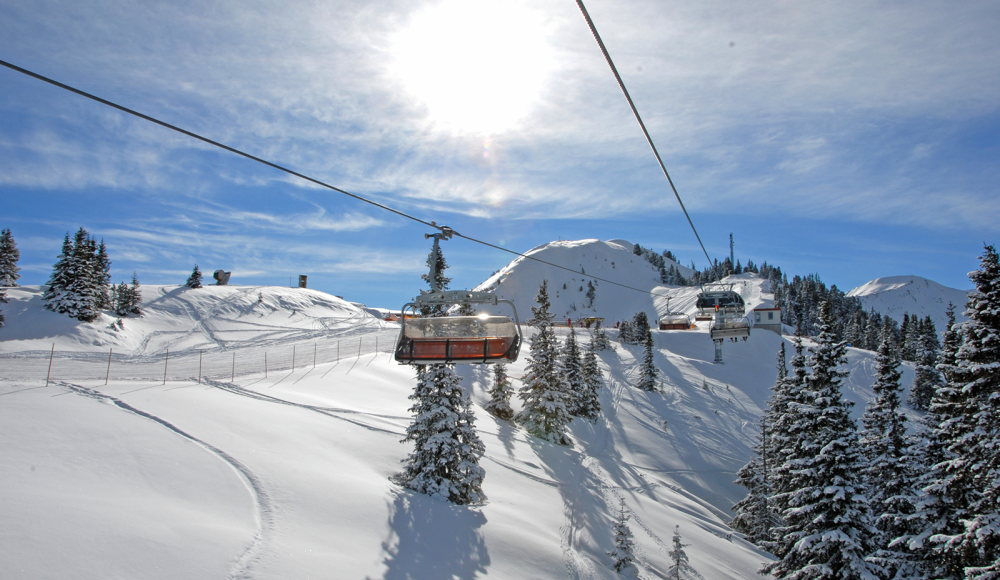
[0,329,401,384]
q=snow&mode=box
[0,241,928,579]
[847,275,971,332]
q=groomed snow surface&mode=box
[0,240,919,579]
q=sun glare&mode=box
[388,0,553,135]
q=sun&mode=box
[388,0,554,135]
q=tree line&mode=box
[732,244,1000,580]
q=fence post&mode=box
[199,351,203,384]
[313,343,317,369]
[45,343,54,387]
[163,348,169,385]
[358,336,362,359]
[232,352,235,382]
[265,352,268,378]
[337,341,340,363]
[105,348,112,385]
[292,345,296,371]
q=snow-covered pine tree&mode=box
[732,455,770,546]
[859,334,921,579]
[637,325,658,391]
[42,233,74,315]
[485,363,514,420]
[516,280,572,445]
[114,282,132,317]
[619,320,634,345]
[763,301,877,580]
[454,302,476,316]
[93,239,111,310]
[729,342,788,546]
[562,327,585,415]
[733,344,788,546]
[909,315,942,411]
[593,318,613,351]
[607,498,637,575]
[576,335,603,422]
[907,300,967,579]
[66,230,101,322]
[668,526,698,580]
[0,228,21,287]
[633,312,651,342]
[764,327,810,559]
[947,244,1000,579]
[418,240,451,318]
[128,272,142,316]
[186,264,203,289]
[395,364,486,504]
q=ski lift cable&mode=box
[0,58,680,301]
[574,0,713,268]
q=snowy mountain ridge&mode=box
[846,274,971,332]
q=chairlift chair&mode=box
[394,291,522,365]
[695,284,746,320]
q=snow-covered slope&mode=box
[0,257,918,579]
[0,284,389,355]
[847,275,971,331]
[473,238,766,326]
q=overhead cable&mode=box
[0,58,683,300]
[574,0,713,268]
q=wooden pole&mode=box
[45,343,54,387]
[313,343,317,369]
[358,336,362,359]
[163,348,169,385]
[231,352,235,382]
[292,345,296,370]
[199,351,203,384]
[105,348,112,385]
[265,352,268,378]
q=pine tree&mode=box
[763,301,877,580]
[608,498,637,575]
[42,229,101,322]
[859,335,920,579]
[395,364,486,504]
[668,526,697,579]
[909,316,942,411]
[516,281,572,445]
[186,264,203,289]
[637,325,658,391]
[93,239,112,309]
[114,281,132,317]
[948,244,1000,579]
[593,318,613,351]
[576,335,603,422]
[42,233,74,314]
[562,327,585,415]
[128,272,143,316]
[419,240,451,317]
[0,286,6,328]
[0,228,21,286]
[908,301,968,580]
[485,363,514,420]
[734,344,788,547]
[619,320,635,345]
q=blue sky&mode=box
[2,0,998,308]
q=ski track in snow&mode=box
[206,380,408,436]
[52,381,273,580]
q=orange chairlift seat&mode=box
[394,291,522,365]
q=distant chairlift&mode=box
[394,227,523,365]
[696,284,750,363]
[658,298,692,330]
